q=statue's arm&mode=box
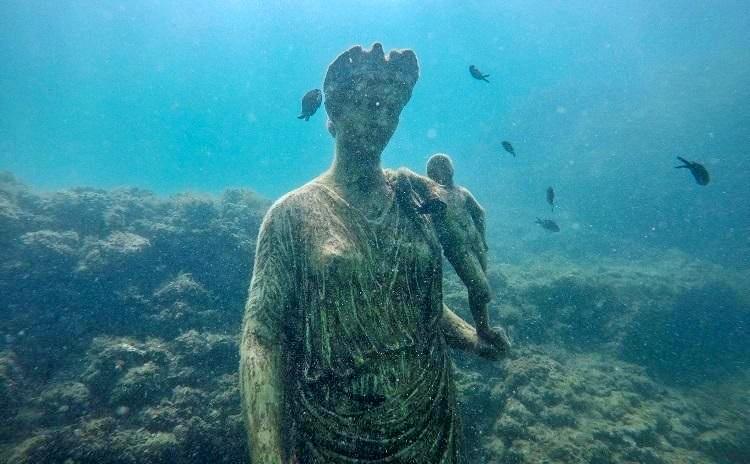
[240,329,285,464]
[239,209,292,464]
[441,303,479,351]
[464,189,487,244]
[441,303,503,359]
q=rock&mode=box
[81,337,170,400]
[621,283,750,385]
[0,351,25,435]
[19,230,79,267]
[2,174,748,464]
[622,445,665,464]
[697,429,750,462]
[541,405,577,428]
[153,273,214,307]
[38,381,91,424]
[77,231,151,273]
[110,361,165,406]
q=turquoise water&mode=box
[1,2,749,463]
[2,1,749,266]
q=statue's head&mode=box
[324,43,419,155]
[426,153,454,187]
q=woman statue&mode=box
[240,43,507,464]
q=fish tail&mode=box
[305,115,310,121]
[676,156,690,167]
[483,75,490,82]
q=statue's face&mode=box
[324,44,418,156]
[427,155,454,186]
[331,80,404,155]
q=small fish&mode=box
[546,187,555,212]
[674,156,710,185]
[501,141,516,157]
[535,218,560,232]
[469,65,490,83]
[298,89,322,121]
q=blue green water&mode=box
[1,3,749,463]
[2,1,748,268]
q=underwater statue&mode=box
[426,153,511,353]
[240,43,506,464]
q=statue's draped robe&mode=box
[243,170,461,463]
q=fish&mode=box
[501,141,516,157]
[469,65,490,83]
[298,89,322,121]
[674,157,710,185]
[546,186,555,212]
[535,218,560,232]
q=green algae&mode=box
[1,177,748,463]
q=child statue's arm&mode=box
[465,190,487,245]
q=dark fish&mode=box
[298,89,322,121]
[536,218,560,232]
[469,65,490,83]
[674,156,710,185]
[501,141,516,157]
[546,186,555,212]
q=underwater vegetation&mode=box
[0,172,267,463]
[1,172,749,463]
[622,283,750,386]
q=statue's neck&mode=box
[329,143,385,191]
[322,140,390,213]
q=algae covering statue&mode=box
[426,153,511,352]
[240,43,507,464]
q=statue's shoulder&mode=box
[456,185,473,200]
[385,167,419,182]
[385,167,435,193]
[262,181,330,226]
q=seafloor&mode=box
[1,171,748,464]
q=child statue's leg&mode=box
[446,251,491,332]
[447,251,510,353]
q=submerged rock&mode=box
[2,174,749,464]
[77,231,151,273]
[622,282,750,385]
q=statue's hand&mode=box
[476,326,511,360]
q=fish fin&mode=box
[297,114,305,119]
[676,156,691,166]
[305,115,310,121]
[674,165,689,169]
